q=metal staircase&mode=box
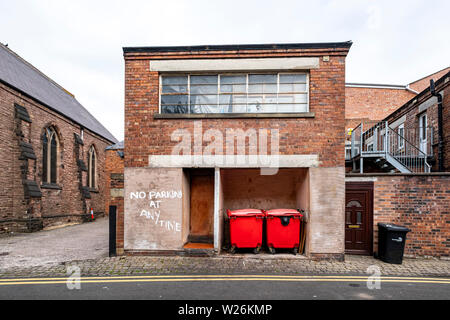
[351,121,431,174]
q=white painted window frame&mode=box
[159,72,310,114]
[398,123,405,149]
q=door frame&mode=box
[419,113,428,155]
[345,182,374,256]
[187,168,215,244]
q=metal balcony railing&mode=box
[351,121,432,173]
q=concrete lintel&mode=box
[148,155,320,169]
[345,177,378,182]
[154,112,315,119]
[150,57,320,72]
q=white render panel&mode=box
[389,115,406,129]
[150,57,320,72]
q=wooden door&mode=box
[345,182,373,255]
[189,170,215,242]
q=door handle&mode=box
[392,237,403,243]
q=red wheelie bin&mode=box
[265,209,303,254]
[228,209,265,254]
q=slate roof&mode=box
[0,43,117,143]
[106,140,124,150]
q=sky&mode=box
[1,0,449,141]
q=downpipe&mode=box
[430,80,444,172]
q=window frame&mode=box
[398,123,405,149]
[88,145,97,189]
[419,113,427,141]
[42,126,59,185]
[158,72,310,115]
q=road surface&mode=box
[0,274,449,300]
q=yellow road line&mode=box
[1,274,450,282]
[0,277,450,286]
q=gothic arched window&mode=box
[42,127,59,184]
[88,146,97,189]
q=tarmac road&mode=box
[0,274,449,300]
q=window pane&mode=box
[162,76,188,85]
[247,104,262,113]
[191,85,218,95]
[248,83,277,94]
[259,104,278,113]
[220,104,247,113]
[161,105,188,114]
[346,212,351,224]
[190,95,218,105]
[279,74,307,83]
[346,200,362,208]
[91,151,96,188]
[161,95,188,106]
[220,75,246,85]
[191,105,221,114]
[279,94,308,104]
[190,75,218,85]
[249,74,277,84]
[219,94,247,105]
[50,134,57,184]
[279,83,307,93]
[220,84,246,93]
[357,212,362,225]
[42,132,48,183]
[162,85,187,94]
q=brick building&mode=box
[0,43,117,233]
[349,70,450,174]
[345,67,450,132]
[120,41,352,259]
[344,67,450,160]
[346,71,450,258]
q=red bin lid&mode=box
[228,209,264,217]
[265,209,303,217]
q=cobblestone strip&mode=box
[1,255,450,278]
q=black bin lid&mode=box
[378,223,411,232]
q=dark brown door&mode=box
[345,182,373,255]
[189,169,215,242]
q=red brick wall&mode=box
[409,67,450,93]
[105,149,124,214]
[125,48,349,169]
[373,174,450,258]
[345,87,415,130]
[0,82,111,232]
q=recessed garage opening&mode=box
[183,168,215,250]
[220,168,310,255]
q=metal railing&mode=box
[386,127,431,173]
[350,121,432,173]
[351,124,362,158]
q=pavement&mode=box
[0,218,108,271]
[1,218,450,279]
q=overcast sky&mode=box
[1,0,449,141]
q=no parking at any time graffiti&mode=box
[129,190,183,233]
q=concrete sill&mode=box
[89,188,99,194]
[154,112,315,119]
[41,183,62,190]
